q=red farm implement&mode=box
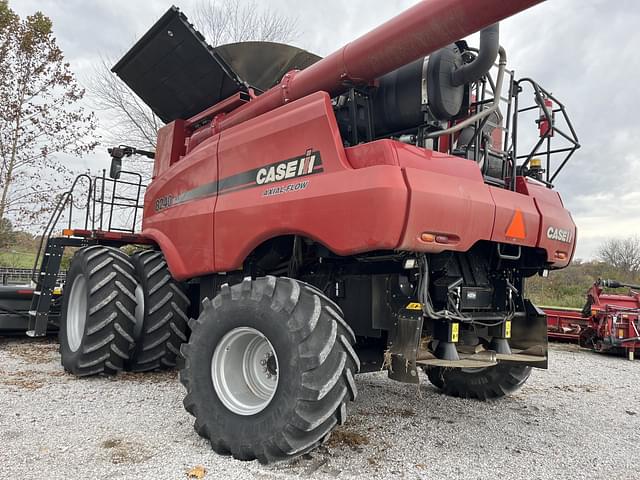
[545,279,640,360]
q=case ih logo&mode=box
[154,150,322,212]
[256,150,318,186]
[547,226,572,243]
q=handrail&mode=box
[510,78,580,189]
[31,174,93,285]
[30,170,147,286]
[107,170,143,233]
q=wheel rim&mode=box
[67,274,88,352]
[133,284,145,339]
[211,327,279,416]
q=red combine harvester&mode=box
[546,279,640,360]
[2,0,584,463]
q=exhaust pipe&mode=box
[451,23,500,87]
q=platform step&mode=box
[495,352,547,364]
[416,348,547,368]
[417,351,498,368]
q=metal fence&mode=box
[0,268,67,286]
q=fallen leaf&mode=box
[187,465,207,479]
[326,427,369,449]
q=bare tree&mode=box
[88,57,161,149]
[86,0,299,159]
[0,2,97,230]
[193,0,299,47]
[598,236,640,274]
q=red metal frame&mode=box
[545,282,640,356]
[546,307,589,341]
[142,91,576,280]
[62,228,154,245]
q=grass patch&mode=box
[528,261,640,308]
[0,250,37,268]
[0,247,74,270]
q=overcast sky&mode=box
[10,0,640,259]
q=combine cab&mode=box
[12,0,585,463]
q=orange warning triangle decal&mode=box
[506,209,526,239]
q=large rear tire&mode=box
[126,250,190,372]
[59,246,137,376]
[425,364,532,400]
[180,276,360,463]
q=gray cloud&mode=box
[10,0,639,258]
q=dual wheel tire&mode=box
[127,250,190,372]
[60,249,528,461]
[180,276,360,463]
[59,246,190,376]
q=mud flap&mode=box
[386,307,423,384]
[509,299,548,369]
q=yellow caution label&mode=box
[451,323,459,342]
[53,287,62,295]
[406,302,423,310]
[505,320,512,339]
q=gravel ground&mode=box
[0,338,638,480]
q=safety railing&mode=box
[31,170,146,284]
[510,78,580,188]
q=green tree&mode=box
[0,1,97,229]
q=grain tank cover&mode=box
[111,6,241,123]
[215,42,321,93]
[112,6,321,123]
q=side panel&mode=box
[399,166,495,253]
[142,135,219,280]
[347,140,496,254]
[488,186,539,247]
[346,140,479,181]
[153,120,186,179]
[214,92,408,272]
[347,140,576,263]
[517,178,576,267]
[141,98,576,279]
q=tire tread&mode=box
[126,249,191,372]
[60,246,137,377]
[425,364,532,400]
[180,276,359,463]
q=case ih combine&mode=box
[3,0,583,463]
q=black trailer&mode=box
[0,284,61,335]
